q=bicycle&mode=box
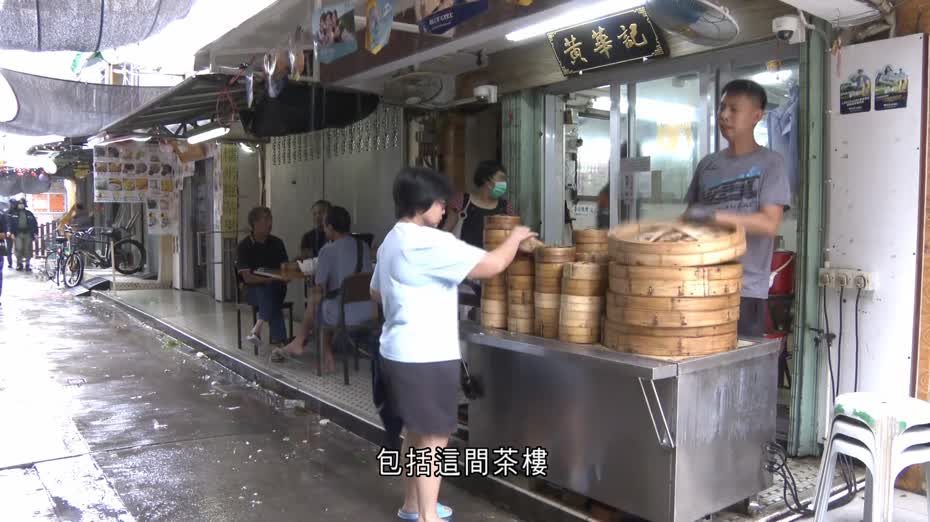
[44,230,83,288]
[66,227,146,285]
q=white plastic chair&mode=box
[813,393,930,521]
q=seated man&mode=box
[237,206,290,347]
[277,206,375,371]
[299,200,331,259]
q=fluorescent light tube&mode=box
[187,125,230,144]
[506,0,646,42]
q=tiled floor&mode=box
[96,287,927,521]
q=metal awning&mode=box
[98,73,260,139]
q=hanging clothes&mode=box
[767,84,800,197]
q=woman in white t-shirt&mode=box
[371,167,534,522]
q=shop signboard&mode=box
[416,0,488,35]
[547,7,665,76]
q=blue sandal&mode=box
[397,503,453,520]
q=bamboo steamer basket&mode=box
[508,275,534,291]
[508,303,534,320]
[607,293,740,312]
[509,288,535,305]
[603,320,738,357]
[576,252,611,264]
[507,255,535,276]
[608,222,746,267]
[481,297,508,329]
[558,293,604,344]
[574,229,609,259]
[536,246,576,264]
[485,215,522,230]
[508,317,535,334]
[534,292,561,338]
[484,229,510,249]
[608,263,742,297]
[481,311,508,329]
[605,291,739,328]
[561,262,608,297]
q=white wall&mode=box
[819,34,926,437]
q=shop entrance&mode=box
[180,159,215,296]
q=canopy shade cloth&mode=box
[0,0,195,52]
[0,68,169,137]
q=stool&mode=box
[236,302,294,356]
[813,392,930,521]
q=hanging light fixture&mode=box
[187,122,231,144]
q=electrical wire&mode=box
[837,286,845,395]
[823,290,837,398]
[854,288,862,392]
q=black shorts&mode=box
[739,297,768,338]
[380,358,460,436]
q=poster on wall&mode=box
[220,144,238,236]
[93,143,177,203]
[839,69,872,114]
[874,65,909,111]
[312,2,358,64]
[145,196,178,236]
[365,0,394,54]
[416,0,488,35]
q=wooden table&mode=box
[254,268,312,283]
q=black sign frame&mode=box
[546,7,667,76]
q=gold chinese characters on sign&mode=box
[547,7,665,76]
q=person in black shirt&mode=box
[299,200,331,259]
[237,207,290,346]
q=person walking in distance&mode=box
[4,199,15,269]
[8,197,38,271]
[683,79,791,337]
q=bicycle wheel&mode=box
[63,253,84,288]
[113,239,146,275]
[45,251,60,281]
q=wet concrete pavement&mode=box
[0,270,521,521]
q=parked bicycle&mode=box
[44,230,83,288]
[64,227,146,286]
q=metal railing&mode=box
[33,220,59,258]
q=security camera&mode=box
[773,16,805,44]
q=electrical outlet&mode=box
[818,268,834,288]
[835,272,850,288]
[832,269,877,292]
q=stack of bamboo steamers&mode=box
[477,216,746,359]
[604,223,746,358]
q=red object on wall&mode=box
[769,251,796,296]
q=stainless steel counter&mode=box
[462,322,780,522]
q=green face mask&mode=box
[490,181,507,199]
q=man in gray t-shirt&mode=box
[684,79,792,337]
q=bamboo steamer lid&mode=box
[481,299,508,314]
[536,246,576,264]
[608,222,746,255]
[610,277,742,297]
[485,215,522,230]
[481,311,508,329]
[508,275,534,290]
[508,317,534,334]
[607,292,740,312]
[609,263,742,281]
[534,292,562,309]
[574,228,608,244]
[562,262,608,281]
[508,303,534,319]
[611,244,747,267]
[606,304,739,328]
[603,320,738,356]
[509,289,535,305]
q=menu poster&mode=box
[93,142,178,203]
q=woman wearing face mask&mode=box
[442,160,515,249]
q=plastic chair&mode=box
[813,392,930,521]
[324,272,380,386]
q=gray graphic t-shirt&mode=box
[686,147,791,299]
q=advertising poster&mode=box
[416,0,488,35]
[365,0,394,54]
[93,143,177,203]
[839,69,872,114]
[875,65,909,111]
[313,2,358,64]
[145,196,178,236]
